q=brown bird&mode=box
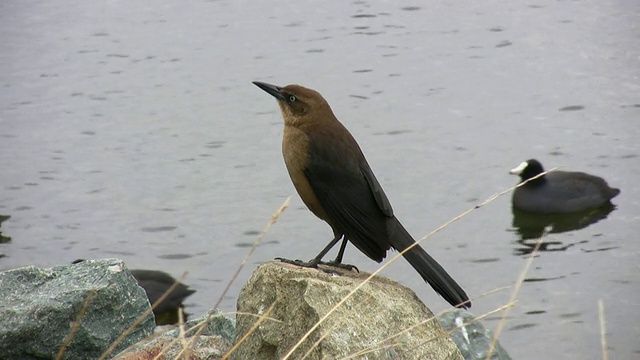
[253,81,470,308]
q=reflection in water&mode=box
[511,203,616,256]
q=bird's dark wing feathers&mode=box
[304,139,471,307]
[303,135,392,262]
[360,162,394,217]
[549,172,618,200]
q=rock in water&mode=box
[438,310,512,360]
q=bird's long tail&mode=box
[388,218,470,308]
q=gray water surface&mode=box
[2,1,639,359]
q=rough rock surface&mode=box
[230,261,463,360]
[0,259,155,359]
[113,309,235,359]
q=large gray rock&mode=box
[0,259,155,359]
[113,309,235,359]
[231,261,463,360]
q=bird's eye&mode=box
[288,95,296,103]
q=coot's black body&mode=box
[130,269,195,314]
[510,159,620,214]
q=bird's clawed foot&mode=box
[275,257,339,275]
[275,257,320,268]
[318,260,359,272]
[274,257,358,274]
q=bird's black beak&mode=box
[252,81,286,101]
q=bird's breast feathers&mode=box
[282,126,330,220]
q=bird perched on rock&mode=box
[509,158,620,213]
[253,81,470,309]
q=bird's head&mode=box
[510,159,545,181]
[253,81,331,127]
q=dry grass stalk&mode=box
[222,303,276,359]
[300,320,345,360]
[98,271,189,359]
[485,227,548,360]
[99,272,187,360]
[343,285,512,359]
[214,196,290,310]
[599,299,608,360]
[55,289,96,360]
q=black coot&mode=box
[509,159,620,213]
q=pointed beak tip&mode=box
[253,81,285,101]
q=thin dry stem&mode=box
[486,228,548,359]
[281,267,384,359]
[55,289,96,360]
[178,306,186,340]
[299,294,397,360]
[476,285,512,299]
[345,311,441,358]
[222,303,276,360]
[150,271,190,313]
[99,271,190,360]
[213,196,290,310]
[152,320,209,360]
[300,320,344,360]
[225,311,283,323]
[177,307,191,358]
[345,302,516,359]
[408,302,517,355]
[150,311,283,360]
[599,299,608,360]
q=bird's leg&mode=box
[334,238,348,264]
[319,237,359,272]
[275,233,342,268]
[276,233,358,272]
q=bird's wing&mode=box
[360,162,394,217]
[548,172,611,199]
[303,138,392,261]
